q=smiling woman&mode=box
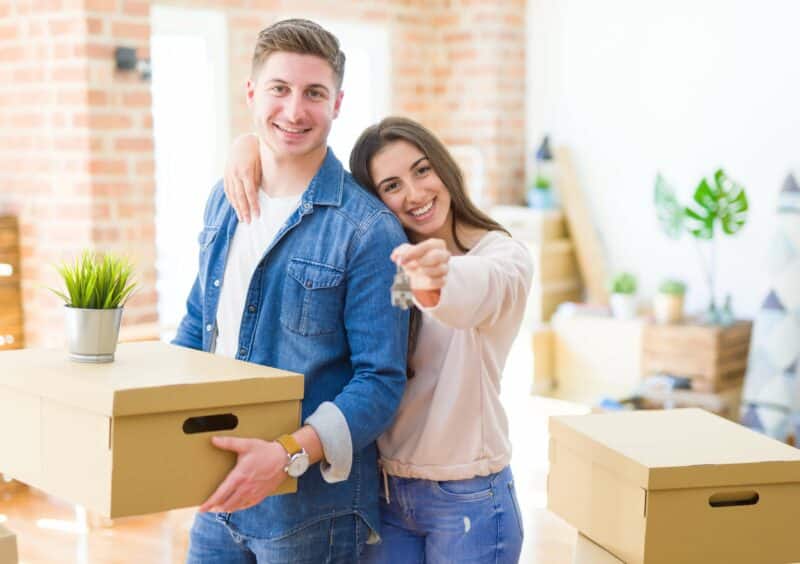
[223,115,533,563]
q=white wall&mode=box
[527,0,800,316]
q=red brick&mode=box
[48,18,83,36]
[9,113,45,128]
[73,112,133,129]
[122,91,150,107]
[85,0,117,12]
[87,43,113,58]
[13,67,45,83]
[123,0,149,17]
[114,137,153,152]
[51,66,87,82]
[89,159,127,175]
[91,226,119,242]
[88,89,108,105]
[87,17,105,35]
[134,159,154,176]
[0,24,17,40]
[92,202,111,219]
[111,21,149,41]
[57,89,87,105]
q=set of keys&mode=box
[390,264,414,310]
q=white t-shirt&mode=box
[215,190,300,358]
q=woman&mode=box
[225,117,532,563]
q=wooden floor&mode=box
[0,332,584,563]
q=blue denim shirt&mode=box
[173,149,409,539]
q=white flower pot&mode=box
[65,306,124,363]
[653,293,684,324]
[610,293,637,320]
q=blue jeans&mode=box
[363,466,524,564]
[186,511,367,563]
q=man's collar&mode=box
[302,148,344,208]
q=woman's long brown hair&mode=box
[350,117,509,377]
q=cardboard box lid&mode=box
[550,408,800,490]
[0,342,303,416]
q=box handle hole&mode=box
[183,414,238,434]
[708,491,759,508]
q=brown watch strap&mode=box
[276,434,302,456]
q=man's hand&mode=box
[223,133,261,224]
[391,238,451,307]
[199,436,288,513]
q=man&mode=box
[172,19,408,562]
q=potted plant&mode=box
[608,272,638,319]
[526,135,556,209]
[654,168,748,324]
[654,279,686,324]
[50,251,137,363]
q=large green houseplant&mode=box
[654,168,748,324]
[51,250,137,363]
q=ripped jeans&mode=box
[362,466,524,564]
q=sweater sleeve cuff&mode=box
[304,401,353,483]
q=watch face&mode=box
[287,453,310,478]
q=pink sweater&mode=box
[378,231,534,480]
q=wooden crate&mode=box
[642,320,752,392]
[0,216,23,351]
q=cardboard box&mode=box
[0,524,17,564]
[491,205,567,243]
[528,240,580,285]
[574,533,624,564]
[548,409,800,564]
[0,342,303,518]
[532,325,554,394]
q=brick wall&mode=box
[0,0,526,347]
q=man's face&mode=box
[247,52,343,160]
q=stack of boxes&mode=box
[491,206,583,324]
[548,409,800,563]
[0,216,23,351]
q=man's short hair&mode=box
[251,19,345,89]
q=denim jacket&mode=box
[173,149,409,539]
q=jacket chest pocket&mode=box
[280,258,345,336]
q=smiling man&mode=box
[172,19,408,563]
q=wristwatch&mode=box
[275,434,309,478]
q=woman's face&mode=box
[369,140,452,241]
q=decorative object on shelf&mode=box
[653,278,686,324]
[526,135,556,209]
[654,168,749,324]
[608,271,637,319]
[50,250,138,363]
[741,173,800,444]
